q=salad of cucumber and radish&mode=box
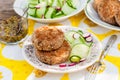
[65,30,93,63]
[27,0,79,19]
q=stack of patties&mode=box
[32,26,71,65]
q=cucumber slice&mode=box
[28,8,36,16]
[62,2,76,15]
[28,0,39,4]
[39,0,45,3]
[77,30,83,35]
[79,36,86,44]
[52,0,60,7]
[70,0,79,8]
[58,0,64,7]
[66,0,74,8]
[65,30,90,47]
[69,55,81,63]
[45,7,55,19]
[28,4,37,16]
[55,11,63,16]
[65,31,76,43]
[47,0,53,6]
[53,14,65,18]
[36,7,46,18]
[86,42,93,47]
[66,0,78,9]
[70,44,90,59]
[28,3,37,8]
[36,1,47,7]
[53,11,65,18]
[71,39,83,47]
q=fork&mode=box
[85,35,117,80]
[17,7,29,34]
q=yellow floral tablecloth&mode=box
[0,11,120,80]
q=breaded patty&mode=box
[32,26,64,51]
[115,11,120,26]
[115,1,120,26]
[97,0,118,25]
[35,40,71,65]
[93,0,103,12]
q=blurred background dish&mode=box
[84,0,120,31]
[13,0,87,23]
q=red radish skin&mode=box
[73,33,80,39]
[56,7,61,11]
[80,58,86,62]
[83,33,91,38]
[86,36,93,42]
[59,64,67,67]
[35,5,41,9]
[68,63,77,66]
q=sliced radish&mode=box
[86,36,93,42]
[59,64,67,67]
[80,58,86,62]
[83,33,91,38]
[68,63,77,66]
[73,33,80,39]
[56,7,61,11]
[35,2,46,9]
[35,5,41,9]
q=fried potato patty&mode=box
[97,0,117,25]
[93,0,120,26]
[35,40,71,65]
[93,0,103,11]
[115,1,120,26]
[32,26,64,51]
[115,11,120,26]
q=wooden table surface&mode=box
[0,0,19,21]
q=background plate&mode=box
[13,0,87,23]
[84,0,120,31]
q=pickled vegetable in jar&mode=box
[0,16,28,44]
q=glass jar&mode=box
[0,16,28,44]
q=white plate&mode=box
[13,0,87,23]
[22,26,102,73]
[84,0,120,31]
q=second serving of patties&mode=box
[93,0,120,26]
[32,26,64,51]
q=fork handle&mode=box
[99,35,117,61]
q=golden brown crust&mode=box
[32,26,64,51]
[115,11,120,26]
[35,40,71,65]
[93,0,103,12]
[115,1,120,26]
[97,0,118,25]
[93,0,120,26]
